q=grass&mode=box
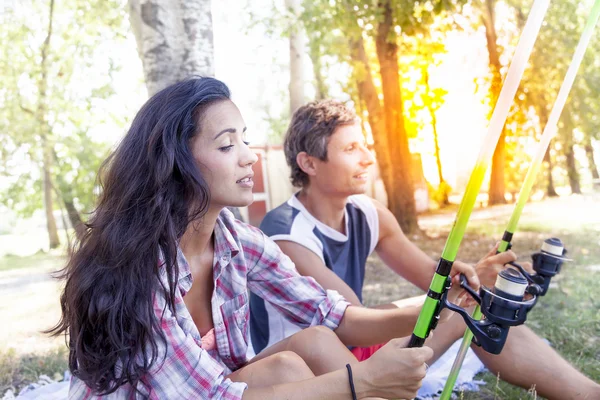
[0,195,598,398]
[0,251,65,273]
[0,348,68,395]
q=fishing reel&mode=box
[508,237,569,298]
[441,238,568,354]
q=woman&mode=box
[50,77,475,399]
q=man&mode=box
[250,100,600,399]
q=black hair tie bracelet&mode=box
[346,363,358,400]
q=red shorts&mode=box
[350,342,387,361]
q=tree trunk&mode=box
[543,146,558,197]
[489,129,507,204]
[347,33,394,213]
[285,0,305,113]
[128,0,215,96]
[308,38,327,101]
[583,135,599,181]
[42,155,60,248]
[565,144,581,194]
[561,110,581,194]
[424,69,448,206]
[565,142,581,194]
[63,197,86,239]
[374,0,418,233]
[538,107,558,197]
[482,0,507,205]
[39,0,60,249]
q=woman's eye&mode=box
[219,145,234,152]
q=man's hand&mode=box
[438,261,479,321]
[474,243,520,288]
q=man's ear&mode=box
[296,151,318,177]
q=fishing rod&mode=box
[407,0,551,349]
[440,1,600,398]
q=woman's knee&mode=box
[267,351,314,382]
[232,351,313,387]
[287,326,342,356]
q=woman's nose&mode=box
[241,142,258,167]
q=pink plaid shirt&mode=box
[69,208,350,399]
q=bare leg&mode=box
[252,326,385,399]
[473,324,600,400]
[413,307,600,399]
[252,325,360,375]
[228,351,314,387]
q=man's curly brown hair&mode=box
[284,100,358,187]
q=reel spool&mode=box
[509,237,570,296]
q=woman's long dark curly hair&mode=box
[48,77,231,395]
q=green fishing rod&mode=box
[407,0,551,348]
[440,1,600,398]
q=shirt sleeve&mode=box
[147,292,248,400]
[247,232,350,330]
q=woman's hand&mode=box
[354,339,433,399]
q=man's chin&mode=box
[349,184,369,196]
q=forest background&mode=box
[0,0,599,399]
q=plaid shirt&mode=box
[69,208,350,399]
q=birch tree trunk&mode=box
[285,0,305,114]
[39,0,60,249]
[128,0,215,96]
[308,38,327,101]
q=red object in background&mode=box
[247,148,270,227]
[248,200,267,228]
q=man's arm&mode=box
[373,199,437,291]
[275,240,363,306]
[374,198,514,293]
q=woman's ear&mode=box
[296,151,318,178]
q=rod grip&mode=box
[408,334,426,348]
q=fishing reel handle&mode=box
[440,274,536,354]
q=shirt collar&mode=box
[171,209,241,294]
[213,208,241,265]
[175,247,193,294]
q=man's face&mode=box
[311,122,375,196]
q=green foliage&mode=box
[429,179,452,207]
[0,347,68,394]
[516,0,600,186]
[0,0,131,218]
